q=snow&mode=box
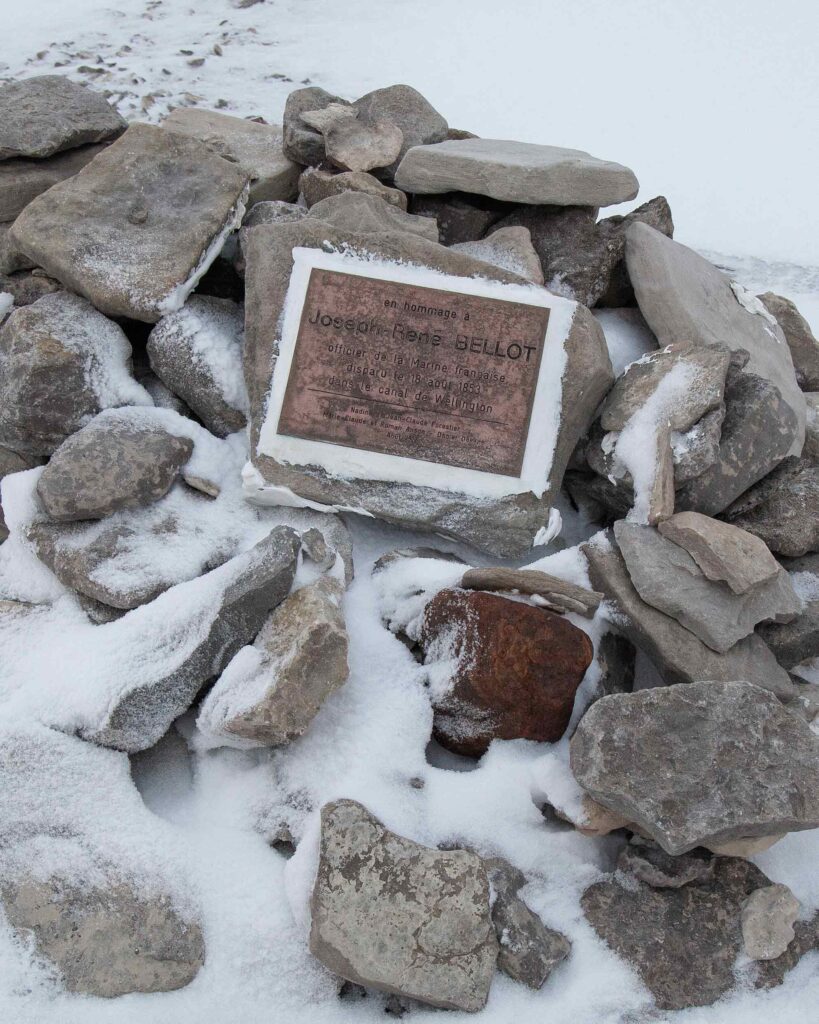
[594,308,658,377]
[0,292,13,320]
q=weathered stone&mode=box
[0,76,125,160]
[571,681,819,855]
[37,410,193,521]
[706,834,785,857]
[324,117,403,173]
[197,576,348,746]
[614,521,800,653]
[419,588,593,756]
[282,87,351,165]
[626,223,806,453]
[758,593,819,670]
[162,107,298,206]
[299,102,358,135]
[596,196,675,307]
[805,392,819,462]
[307,191,438,241]
[353,84,448,177]
[0,143,108,222]
[299,167,407,210]
[484,857,571,989]
[591,631,636,704]
[450,226,544,284]
[658,510,780,594]
[0,221,34,274]
[408,191,510,245]
[459,565,602,617]
[0,291,152,456]
[147,295,247,437]
[755,915,819,989]
[723,457,819,557]
[618,842,715,889]
[742,884,800,960]
[759,291,819,391]
[10,124,249,322]
[310,799,497,1012]
[0,268,61,306]
[396,138,638,207]
[243,200,306,228]
[671,406,725,483]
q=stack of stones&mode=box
[0,74,818,1015]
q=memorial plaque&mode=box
[275,268,550,477]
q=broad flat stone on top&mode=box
[0,143,108,222]
[626,223,806,453]
[395,138,639,207]
[162,107,300,205]
[10,123,249,322]
[0,76,126,160]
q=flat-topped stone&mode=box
[395,138,639,207]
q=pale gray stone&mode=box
[724,457,819,558]
[162,106,299,205]
[0,76,125,160]
[571,680,819,855]
[282,87,351,165]
[10,124,249,322]
[310,799,498,1011]
[307,191,438,241]
[395,138,639,207]
[324,117,403,173]
[236,201,307,276]
[758,553,819,669]
[450,226,544,284]
[742,884,800,961]
[299,102,358,135]
[353,84,448,177]
[0,143,108,222]
[299,167,407,210]
[759,291,819,391]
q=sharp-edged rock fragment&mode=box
[450,226,544,284]
[299,167,407,210]
[310,799,497,1012]
[353,84,448,177]
[283,87,352,165]
[324,116,403,173]
[741,884,800,961]
[307,191,438,241]
[758,291,819,391]
[408,191,511,245]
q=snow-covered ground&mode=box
[1,2,818,1022]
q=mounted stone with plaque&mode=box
[242,221,613,556]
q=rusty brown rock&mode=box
[419,589,593,757]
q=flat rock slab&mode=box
[310,800,498,1011]
[395,138,639,207]
[614,521,800,653]
[0,142,108,222]
[0,75,125,160]
[10,123,249,322]
[570,680,819,854]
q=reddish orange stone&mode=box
[419,588,594,757]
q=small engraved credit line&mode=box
[306,387,505,426]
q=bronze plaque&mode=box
[277,269,551,476]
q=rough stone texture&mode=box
[596,196,675,307]
[0,291,152,456]
[352,84,448,177]
[37,410,193,521]
[671,406,725,484]
[618,842,715,889]
[755,915,819,989]
[626,223,806,454]
[758,559,819,669]
[236,201,307,276]
[0,269,61,306]
[310,800,498,1012]
[571,680,819,855]
[282,87,351,165]
[324,117,403,173]
[581,857,773,1010]
[243,221,613,556]
[307,191,438,241]
[450,226,544,284]
[147,295,247,437]
[0,76,126,160]
[396,138,639,207]
[0,221,35,274]
[197,576,349,746]
[408,191,510,245]
[0,143,108,222]
[10,124,249,322]
[1,445,39,541]
[299,167,407,210]
[759,291,819,391]
[484,857,571,989]
[805,392,819,462]
[162,106,299,205]
[658,510,780,594]
[418,588,593,756]
[614,521,800,653]
[742,884,800,961]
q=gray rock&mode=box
[571,680,819,854]
[395,138,639,207]
[0,143,108,222]
[162,106,299,205]
[37,410,193,521]
[596,196,675,307]
[742,884,800,960]
[0,268,61,306]
[310,799,498,1011]
[626,223,806,454]
[581,535,795,698]
[282,87,351,165]
[581,857,773,1009]
[671,406,725,484]
[484,858,570,989]
[613,521,800,653]
[243,200,307,228]
[0,291,153,456]
[0,221,34,275]
[618,842,715,889]
[352,84,448,177]
[324,117,403,173]
[10,124,249,322]
[307,191,438,241]
[408,191,510,245]
[450,226,544,284]
[658,510,780,594]
[147,295,247,437]
[0,76,125,160]
[197,576,348,746]
[755,915,819,989]
[590,631,636,705]
[805,392,819,462]
[758,589,819,670]
[299,167,407,210]
[759,292,819,391]
[299,102,358,135]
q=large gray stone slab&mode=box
[10,124,249,322]
[571,680,819,854]
[395,138,639,207]
[0,76,125,160]
[310,799,497,1011]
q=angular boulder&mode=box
[307,191,438,241]
[450,225,544,284]
[282,86,351,165]
[299,167,407,210]
[352,83,448,177]
[324,116,403,173]
[408,190,510,245]
[758,291,819,391]
[724,457,819,558]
